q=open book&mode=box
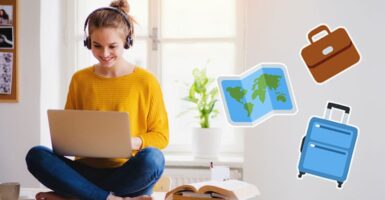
[165,179,260,200]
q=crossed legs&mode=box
[26,146,164,200]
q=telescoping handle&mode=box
[325,102,351,124]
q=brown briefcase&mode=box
[301,25,360,83]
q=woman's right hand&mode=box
[131,137,143,150]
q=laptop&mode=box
[47,109,132,158]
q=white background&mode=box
[244,0,385,199]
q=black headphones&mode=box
[83,7,133,50]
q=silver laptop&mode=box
[47,109,132,158]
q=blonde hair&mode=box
[86,0,135,46]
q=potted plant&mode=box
[181,67,221,158]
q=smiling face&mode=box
[90,27,126,68]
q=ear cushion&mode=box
[124,36,133,49]
[84,37,91,49]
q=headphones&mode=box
[83,7,133,50]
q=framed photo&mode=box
[0,5,13,26]
[0,52,13,94]
[0,27,14,49]
[0,0,17,102]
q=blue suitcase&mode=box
[298,102,358,188]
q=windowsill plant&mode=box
[180,67,222,158]
[182,67,219,128]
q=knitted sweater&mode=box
[65,66,169,168]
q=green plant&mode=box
[181,67,219,128]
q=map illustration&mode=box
[217,63,297,126]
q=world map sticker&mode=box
[217,63,297,127]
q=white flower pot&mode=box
[192,128,222,159]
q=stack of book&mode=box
[165,179,260,200]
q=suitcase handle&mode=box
[325,102,351,124]
[327,102,350,114]
[308,25,331,43]
[300,136,306,152]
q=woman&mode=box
[25,0,169,200]
[0,9,10,25]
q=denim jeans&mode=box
[26,146,165,200]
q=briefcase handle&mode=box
[308,25,331,43]
[325,102,351,124]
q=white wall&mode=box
[40,0,72,150]
[244,0,385,199]
[0,0,71,187]
[0,0,41,186]
[38,0,72,187]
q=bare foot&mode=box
[35,192,77,200]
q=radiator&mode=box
[163,167,242,188]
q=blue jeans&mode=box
[26,146,165,200]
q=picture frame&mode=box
[0,5,13,26]
[0,0,17,102]
[0,27,14,49]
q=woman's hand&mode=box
[131,137,143,150]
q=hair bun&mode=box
[110,0,130,14]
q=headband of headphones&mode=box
[83,7,133,49]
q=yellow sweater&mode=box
[65,66,169,168]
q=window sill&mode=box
[164,152,244,169]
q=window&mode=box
[70,0,245,153]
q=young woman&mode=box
[0,9,10,25]
[25,0,169,200]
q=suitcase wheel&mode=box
[337,181,343,188]
[298,172,305,178]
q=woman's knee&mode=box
[25,146,53,168]
[137,147,165,171]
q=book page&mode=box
[180,192,212,198]
[199,180,260,200]
[199,180,250,191]
[188,181,214,190]
[166,185,198,197]
[167,180,260,200]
